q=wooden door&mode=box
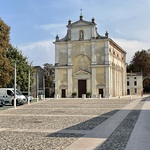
[99,89,104,98]
[78,80,86,98]
[61,89,66,98]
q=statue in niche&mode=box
[79,30,84,40]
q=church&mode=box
[54,14,127,98]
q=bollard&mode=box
[98,94,101,99]
[82,94,86,99]
[55,94,59,99]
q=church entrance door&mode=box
[78,80,86,98]
[99,89,104,98]
[61,89,66,98]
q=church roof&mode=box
[55,15,108,42]
[67,16,96,27]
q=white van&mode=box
[0,88,27,105]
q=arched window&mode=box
[79,30,84,40]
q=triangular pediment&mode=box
[59,84,68,89]
[73,70,91,76]
[70,20,94,27]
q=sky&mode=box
[0,0,150,67]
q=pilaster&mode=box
[67,43,72,65]
[55,44,59,65]
[92,67,96,95]
[91,41,96,64]
[55,69,59,95]
[104,41,111,97]
[68,68,72,97]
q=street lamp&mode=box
[36,72,39,102]
[28,66,31,104]
[43,74,45,100]
[14,62,17,109]
[28,62,32,104]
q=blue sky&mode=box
[0,0,150,66]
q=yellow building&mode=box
[54,15,126,98]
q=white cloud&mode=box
[34,23,66,31]
[34,23,67,39]
[19,40,55,67]
[114,38,150,64]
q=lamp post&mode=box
[36,72,39,102]
[28,66,31,104]
[14,62,17,109]
[43,74,45,100]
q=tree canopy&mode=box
[0,18,13,87]
[43,63,55,88]
[128,49,150,93]
[128,50,150,76]
[7,46,33,91]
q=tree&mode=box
[0,18,13,87]
[43,63,55,97]
[128,50,150,76]
[7,46,33,91]
[128,49,150,93]
[43,63,55,87]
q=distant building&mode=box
[126,72,143,95]
[54,14,127,98]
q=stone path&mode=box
[0,96,149,150]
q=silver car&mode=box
[0,99,5,107]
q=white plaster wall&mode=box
[71,27,91,41]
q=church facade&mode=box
[54,15,127,98]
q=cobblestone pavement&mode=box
[0,97,144,150]
[97,100,144,150]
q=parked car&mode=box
[0,99,5,107]
[0,88,27,105]
[21,92,33,102]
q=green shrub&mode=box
[72,92,77,98]
[86,92,91,98]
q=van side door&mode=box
[4,90,13,104]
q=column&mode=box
[67,43,72,65]
[68,68,72,97]
[115,66,117,96]
[91,41,96,64]
[105,41,111,97]
[113,66,115,96]
[105,66,111,97]
[55,69,59,95]
[55,45,59,65]
[116,67,119,96]
[110,65,112,96]
[92,67,96,95]
[120,69,123,96]
[87,79,90,93]
[123,64,127,95]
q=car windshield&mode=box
[12,90,22,95]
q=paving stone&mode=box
[0,97,141,149]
